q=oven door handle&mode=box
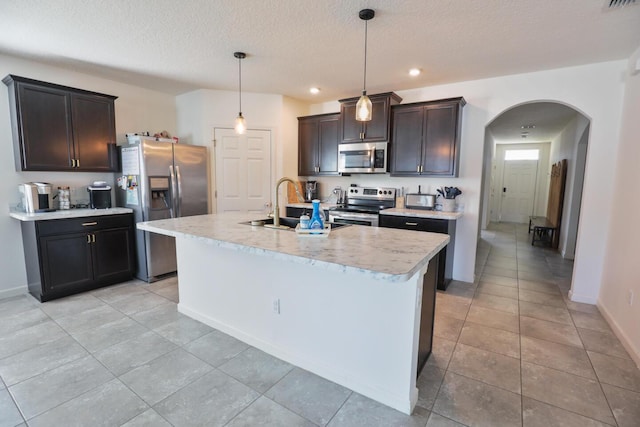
[332,212,377,219]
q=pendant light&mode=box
[356,9,374,122]
[234,52,247,134]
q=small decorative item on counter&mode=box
[299,213,310,229]
[309,199,324,230]
[57,186,70,209]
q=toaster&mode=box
[405,193,436,210]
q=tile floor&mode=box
[1,222,640,426]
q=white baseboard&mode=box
[598,302,640,369]
[0,285,27,300]
[568,289,598,304]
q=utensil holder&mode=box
[442,198,456,212]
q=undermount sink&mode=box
[239,217,350,231]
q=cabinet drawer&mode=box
[380,215,448,233]
[36,214,133,236]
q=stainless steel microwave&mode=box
[338,142,388,174]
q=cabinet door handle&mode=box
[417,165,421,173]
[76,159,80,168]
[86,234,91,243]
[405,222,418,226]
[92,234,96,243]
[82,222,98,226]
[71,159,76,168]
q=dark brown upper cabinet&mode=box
[298,113,340,176]
[390,97,465,177]
[3,75,118,172]
[339,92,402,144]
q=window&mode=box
[505,149,539,161]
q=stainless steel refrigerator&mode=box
[116,136,209,282]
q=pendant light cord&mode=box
[363,19,368,93]
[238,56,242,113]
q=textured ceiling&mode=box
[1,0,639,104]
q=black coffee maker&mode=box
[304,181,319,202]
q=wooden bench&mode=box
[528,216,556,246]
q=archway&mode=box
[477,101,591,283]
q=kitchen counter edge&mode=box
[9,208,134,222]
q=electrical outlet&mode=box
[629,290,634,306]
[272,298,280,314]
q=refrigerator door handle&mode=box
[176,165,183,218]
[169,165,177,218]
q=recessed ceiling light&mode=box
[309,87,320,94]
[409,68,421,77]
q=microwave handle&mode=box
[370,149,375,172]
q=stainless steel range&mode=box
[328,186,396,227]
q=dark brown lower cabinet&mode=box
[417,253,439,378]
[20,213,135,302]
[379,214,456,291]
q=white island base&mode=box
[175,236,430,414]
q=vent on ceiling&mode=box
[609,0,636,7]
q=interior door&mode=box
[500,160,538,223]
[214,128,271,214]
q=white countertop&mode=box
[138,212,449,282]
[381,207,463,220]
[9,207,133,222]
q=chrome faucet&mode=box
[273,177,304,228]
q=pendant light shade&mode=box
[356,9,374,122]
[234,52,247,134]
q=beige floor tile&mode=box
[435,294,471,321]
[588,351,640,393]
[416,364,446,410]
[442,281,476,299]
[520,316,583,348]
[521,335,595,379]
[519,301,572,325]
[601,384,640,427]
[433,372,522,427]
[465,305,519,333]
[476,283,519,300]
[521,362,616,425]
[458,323,520,358]
[426,337,457,371]
[522,397,611,427]
[570,311,611,333]
[480,274,518,288]
[482,266,518,279]
[518,288,566,308]
[426,412,466,427]
[518,271,557,284]
[472,293,519,315]
[448,343,521,394]
[433,315,464,342]
[564,299,600,314]
[518,279,561,295]
[577,328,631,360]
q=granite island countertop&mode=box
[9,207,133,222]
[138,212,449,282]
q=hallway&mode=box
[424,222,640,426]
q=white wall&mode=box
[599,46,640,366]
[175,90,310,214]
[548,115,590,257]
[309,61,626,296]
[0,54,177,298]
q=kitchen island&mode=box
[138,213,448,414]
